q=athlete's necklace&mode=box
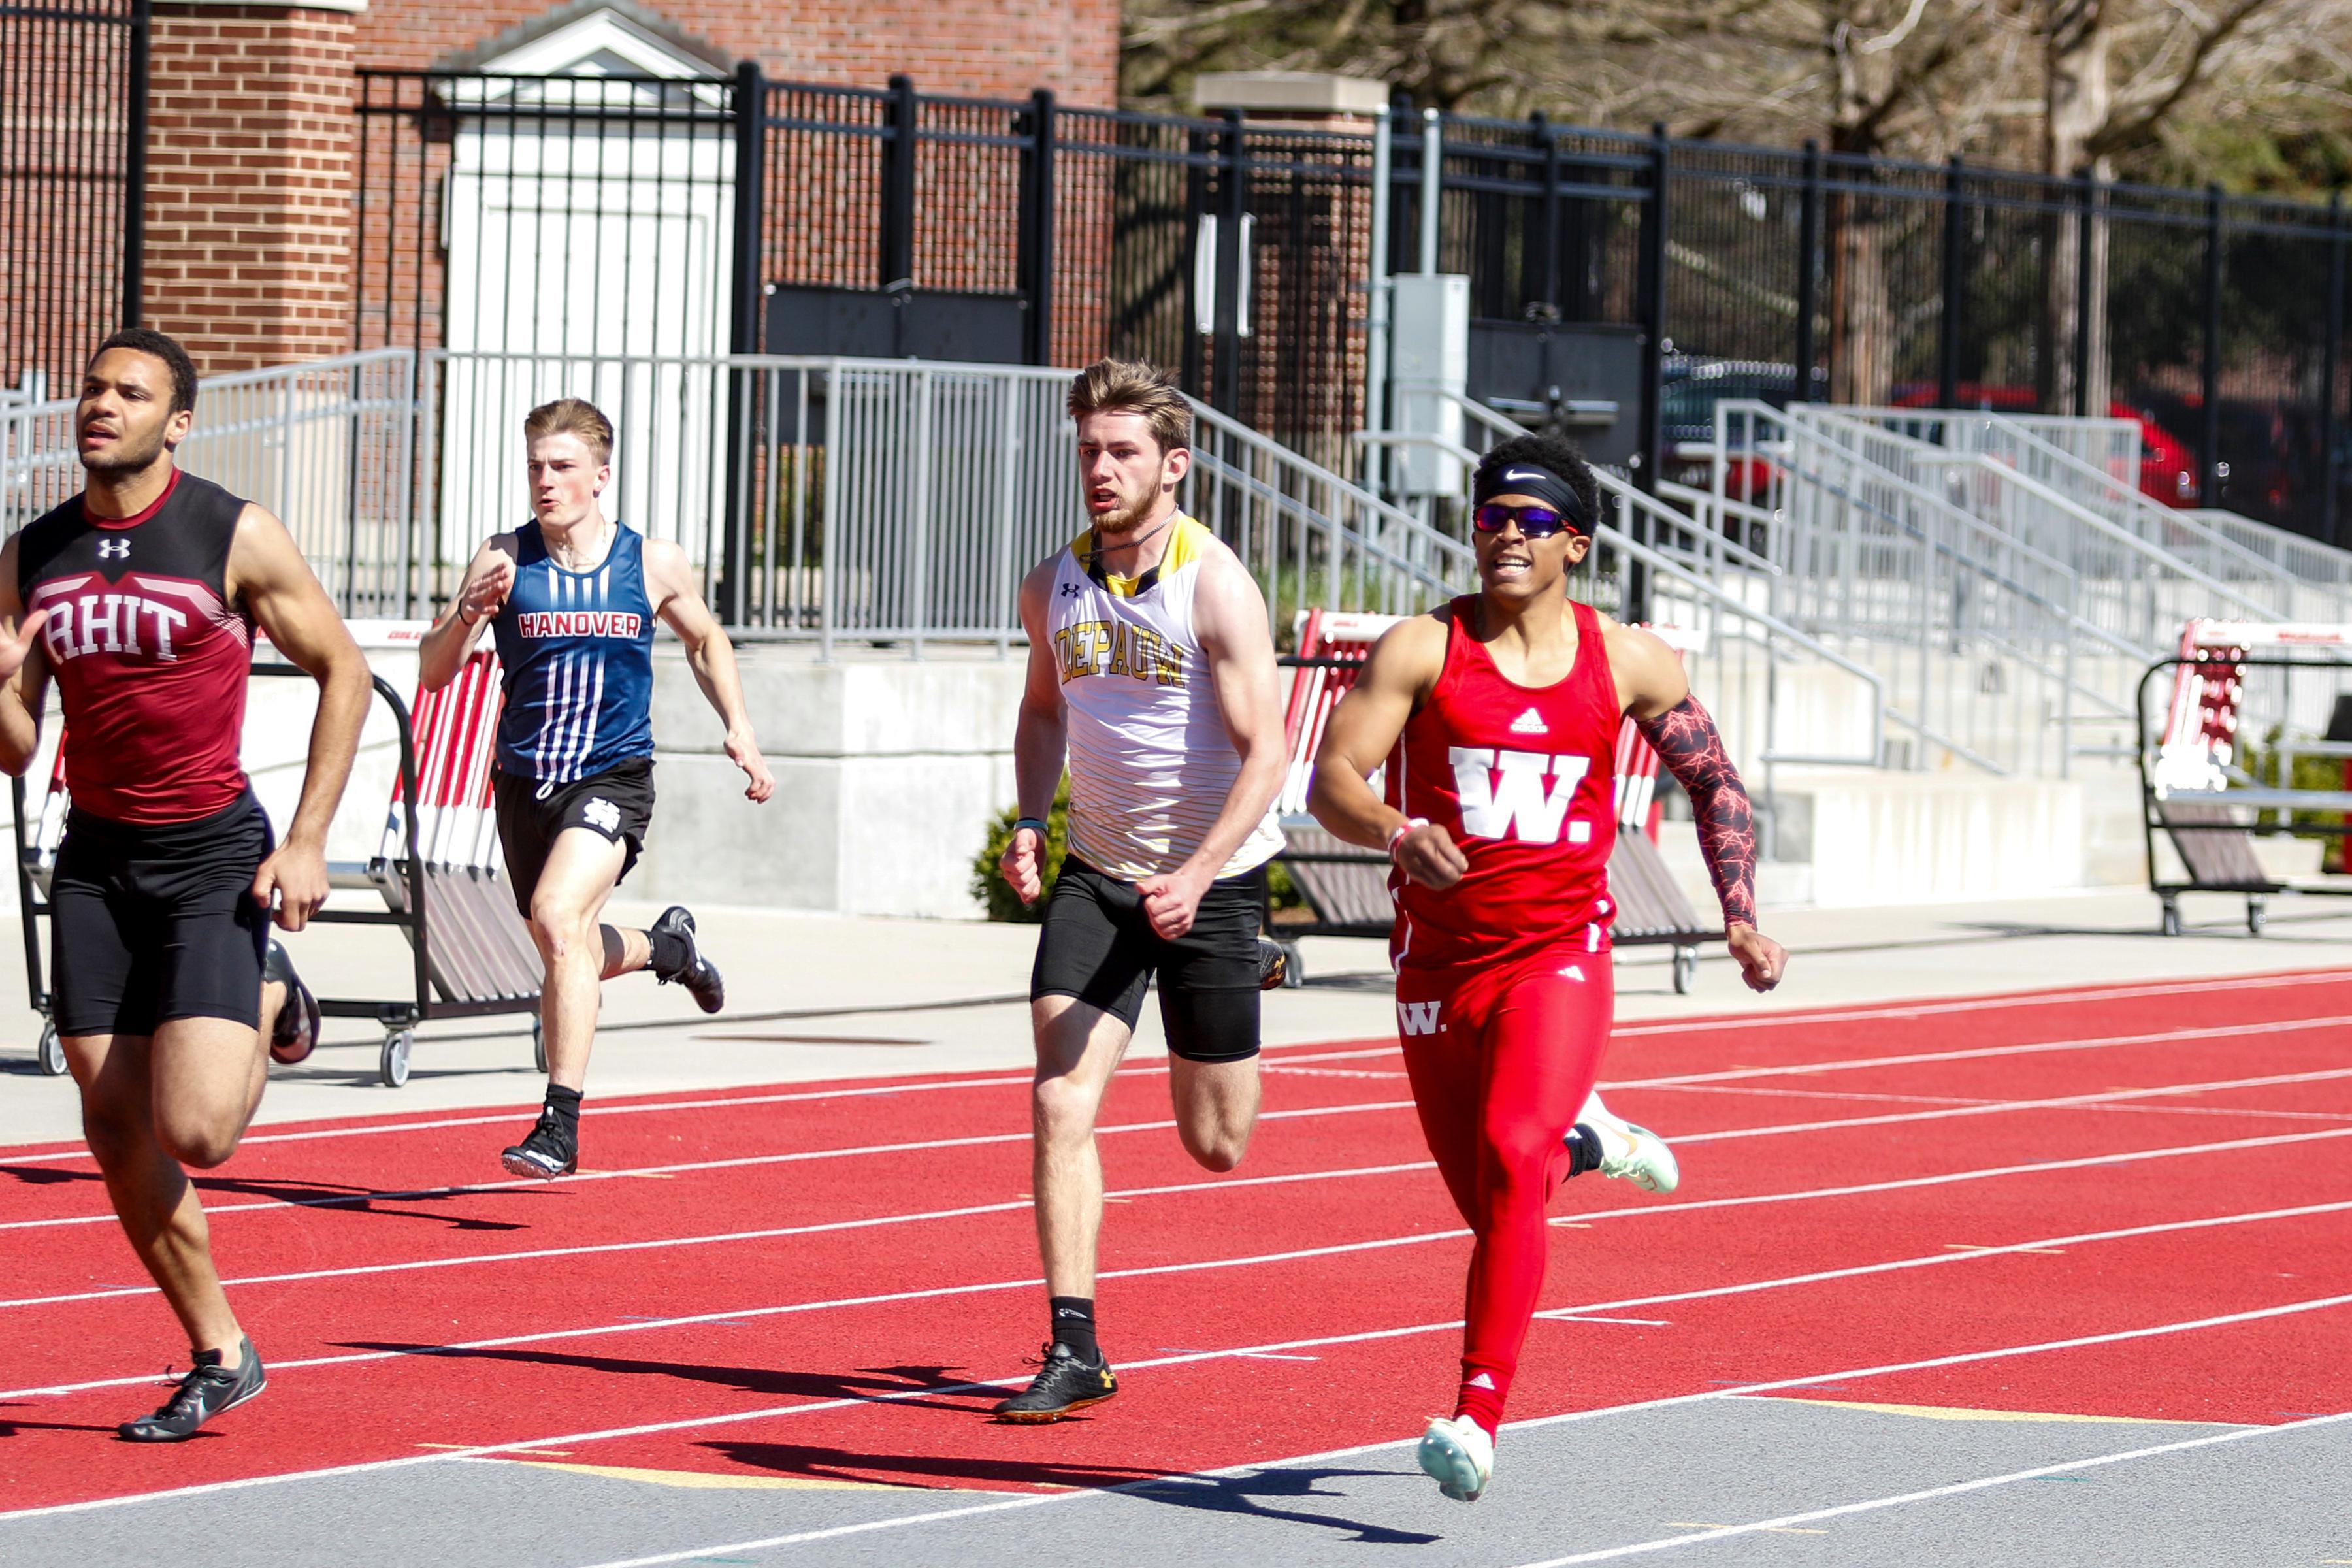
[1086,512,1174,585]
[546,517,615,572]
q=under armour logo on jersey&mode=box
[1060,581,1083,598]
[1397,1000,1443,1036]
[1508,707,1547,736]
[1450,747,1594,845]
[581,796,621,832]
[97,540,130,560]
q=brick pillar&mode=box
[144,1,359,374]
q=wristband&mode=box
[1014,817,1049,836]
[1386,817,1429,861]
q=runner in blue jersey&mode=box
[419,398,774,1177]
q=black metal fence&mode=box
[350,70,2352,544]
[0,0,146,400]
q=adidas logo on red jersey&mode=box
[1508,707,1547,736]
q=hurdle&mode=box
[12,630,544,1086]
[2139,619,2352,938]
[1269,608,1715,992]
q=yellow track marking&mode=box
[1754,1396,2239,1426]
[495,1460,908,1491]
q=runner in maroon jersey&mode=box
[0,331,370,1442]
[1308,431,1786,1502]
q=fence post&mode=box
[880,74,919,289]
[1938,155,1964,411]
[1631,122,1670,620]
[1213,108,1247,414]
[1533,111,1559,312]
[122,0,151,327]
[1018,89,1057,367]
[2200,184,2223,508]
[2325,191,2344,549]
[719,61,766,626]
[2072,166,2096,417]
[1795,140,1820,402]
[1364,104,1393,495]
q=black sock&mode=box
[1564,1123,1603,1178]
[646,925,691,980]
[544,1083,583,1138]
[1048,1296,1100,1364]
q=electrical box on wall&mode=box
[1390,272,1469,497]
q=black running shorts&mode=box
[492,757,655,916]
[1029,855,1267,1064]
[50,791,274,1037]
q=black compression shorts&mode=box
[50,791,274,1037]
[1028,855,1267,1064]
[492,758,655,917]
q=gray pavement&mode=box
[5,885,2350,1145]
[6,1397,2343,1566]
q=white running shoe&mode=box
[1576,1092,1680,1195]
[1417,1414,1494,1502]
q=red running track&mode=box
[2,968,2349,1516]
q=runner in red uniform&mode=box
[0,331,370,1441]
[1309,431,1786,1502]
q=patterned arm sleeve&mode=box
[1635,696,1757,932]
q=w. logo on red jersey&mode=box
[1448,747,1594,844]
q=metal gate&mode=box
[0,0,147,402]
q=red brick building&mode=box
[140,0,1118,374]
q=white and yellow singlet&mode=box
[1047,514,1284,882]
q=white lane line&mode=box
[7,1137,2347,1406]
[1669,1066,2352,1146]
[545,1291,2352,1568]
[1505,1410,2352,1565]
[13,1007,2345,1232]
[9,1067,2344,1311]
[0,1042,1401,1168]
[0,1098,1423,1234]
[7,970,2341,1166]
[1658,1081,2352,1126]
[7,1244,2347,1539]
[1610,1013,2352,1090]
[1609,968,2351,1037]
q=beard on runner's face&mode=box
[78,401,171,478]
[1087,455,1169,536]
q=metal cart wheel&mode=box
[1672,947,1697,995]
[35,1020,65,1077]
[2247,897,2266,937]
[380,1029,412,1088]
[531,1017,547,1074]
[1279,941,1305,990]
[2160,900,2182,939]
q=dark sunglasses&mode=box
[1472,502,1582,538]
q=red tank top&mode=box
[1388,596,1622,972]
[16,469,256,825]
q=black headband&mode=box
[1472,460,1592,533]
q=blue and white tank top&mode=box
[490,520,657,783]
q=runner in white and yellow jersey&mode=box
[993,359,1287,1422]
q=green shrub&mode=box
[973,777,1073,923]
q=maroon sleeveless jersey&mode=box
[1387,597,1622,972]
[16,469,256,825]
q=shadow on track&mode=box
[706,1439,1438,1545]
[335,1345,1002,1413]
[0,1164,538,1230]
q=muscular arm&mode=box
[1173,548,1287,887]
[998,559,1068,904]
[233,504,372,930]
[646,540,772,802]
[1609,620,1780,990]
[417,536,515,692]
[0,536,52,776]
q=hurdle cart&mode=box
[2138,620,2352,938]
[14,639,544,1086]
[1268,608,1716,992]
